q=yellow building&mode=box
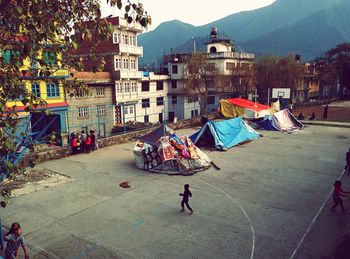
[1,48,69,146]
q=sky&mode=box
[101,0,276,31]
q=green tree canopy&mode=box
[0,0,150,204]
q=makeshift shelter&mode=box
[255,109,304,133]
[133,125,211,175]
[219,98,274,119]
[190,117,261,151]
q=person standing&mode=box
[4,222,30,259]
[179,184,193,215]
[80,130,87,153]
[331,180,350,213]
[323,104,329,120]
[90,130,98,151]
[85,133,91,153]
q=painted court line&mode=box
[289,168,346,259]
[195,178,255,259]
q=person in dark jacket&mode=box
[179,184,193,215]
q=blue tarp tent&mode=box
[190,117,260,150]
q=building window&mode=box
[43,51,57,66]
[78,106,89,117]
[171,95,177,104]
[115,58,121,70]
[226,62,235,70]
[123,58,129,69]
[31,83,40,98]
[2,49,22,66]
[156,81,164,91]
[46,82,60,97]
[113,32,120,44]
[142,81,150,92]
[157,97,164,106]
[124,106,128,115]
[171,80,177,89]
[172,65,178,74]
[130,59,136,70]
[123,34,128,44]
[96,87,105,96]
[142,98,150,108]
[116,82,123,93]
[144,115,149,123]
[188,96,198,103]
[129,106,134,114]
[132,35,136,45]
[191,109,199,118]
[97,105,106,115]
[131,82,137,92]
[207,96,215,105]
[30,58,39,69]
[124,82,130,92]
[77,88,88,97]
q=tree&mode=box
[254,55,304,104]
[325,43,350,98]
[227,62,256,98]
[0,0,150,204]
[183,53,222,115]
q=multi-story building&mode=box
[163,27,255,120]
[65,72,114,137]
[2,47,69,146]
[138,72,169,123]
[72,17,166,125]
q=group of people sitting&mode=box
[297,112,316,121]
[70,130,98,154]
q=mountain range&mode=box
[138,0,350,65]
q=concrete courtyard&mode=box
[2,124,350,259]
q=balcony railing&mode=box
[113,70,143,80]
[208,52,254,60]
[117,17,143,32]
[118,44,143,56]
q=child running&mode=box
[331,180,350,213]
[179,184,193,215]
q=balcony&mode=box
[116,92,139,103]
[117,18,143,33]
[118,44,143,56]
[113,70,143,80]
[208,52,254,60]
[21,67,69,79]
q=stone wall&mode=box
[23,115,209,166]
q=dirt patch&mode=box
[0,168,73,197]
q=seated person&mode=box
[309,112,316,120]
[297,112,305,120]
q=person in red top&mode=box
[331,180,350,213]
[85,134,91,153]
[71,136,79,154]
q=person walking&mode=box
[331,180,350,213]
[4,222,30,259]
[346,148,350,176]
[323,104,329,120]
[179,184,193,215]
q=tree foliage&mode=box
[324,43,350,97]
[0,0,150,202]
[183,53,222,115]
[254,55,304,103]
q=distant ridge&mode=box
[139,0,348,65]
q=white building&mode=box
[164,27,255,121]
